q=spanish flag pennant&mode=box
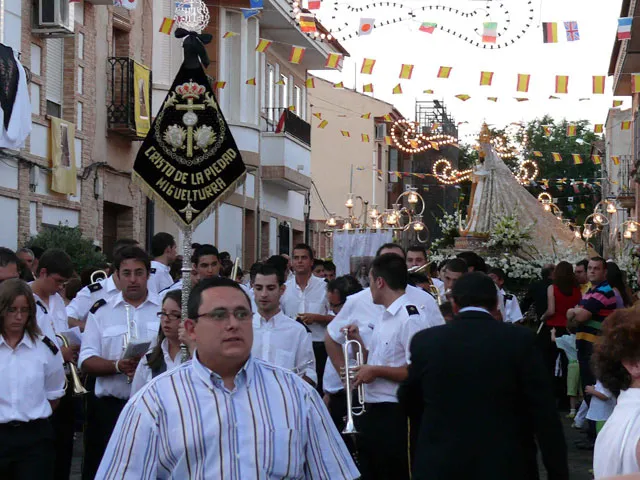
[399,64,414,79]
[567,124,577,136]
[305,78,315,88]
[255,39,272,52]
[572,154,583,165]
[594,124,603,133]
[363,83,374,93]
[341,130,350,138]
[424,89,434,94]
[592,155,602,165]
[223,31,238,38]
[275,79,285,86]
[479,71,494,86]
[432,122,440,131]
[288,105,296,112]
[622,121,631,130]
[592,76,605,94]
[612,156,620,165]
[487,97,498,102]
[383,114,393,121]
[361,112,372,119]
[312,112,322,120]
[430,142,440,150]
[580,203,586,209]
[514,98,529,102]
[549,95,560,100]
[632,74,640,93]
[245,78,256,85]
[516,74,530,92]
[437,66,452,78]
[552,152,562,162]
[384,136,393,145]
[533,151,543,157]
[317,120,328,129]
[159,17,175,35]
[555,75,569,94]
[455,94,470,101]
[392,84,403,94]
[613,100,623,107]
[543,126,552,136]
[361,58,376,74]
[289,46,306,64]
[215,81,227,89]
[299,14,317,33]
[333,81,344,89]
[325,53,342,69]
[361,133,370,143]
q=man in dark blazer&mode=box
[398,272,568,480]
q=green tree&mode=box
[27,225,106,274]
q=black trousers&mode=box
[312,341,327,394]
[355,402,409,480]
[51,384,75,480]
[578,341,597,440]
[82,395,127,480]
[0,418,55,480]
[327,390,357,458]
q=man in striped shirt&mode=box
[567,256,617,448]
[97,277,359,479]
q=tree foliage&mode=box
[26,226,106,274]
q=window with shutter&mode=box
[46,38,64,108]
[152,0,182,86]
[223,11,241,121]
[3,0,22,54]
[245,17,258,125]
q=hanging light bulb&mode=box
[574,229,581,239]
[407,189,419,205]
[369,205,379,219]
[629,222,638,233]
[543,204,551,212]
[594,213,604,225]
[583,227,593,239]
[343,221,352,230]
[624,229,633,239]
[345,194,354,209]
[413,222,424,232]
[373,220,382,229]
[327,215,337,228]
[607,202,617,214]
[386,211,398,226]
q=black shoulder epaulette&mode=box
[36,300,48,314]
[88,282,103,293]
[150,268,157,274]
[406,305,419,316]
[89,298,107,314]
[504,293,514,301]
[295,318,312,334]
[41,336,59,355]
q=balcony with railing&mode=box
[107,57,152,139]
[260,108,311,191]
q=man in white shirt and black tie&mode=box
[147,232,177,295]
[489,267,523,324]
[30,248,77,480]
[79,246,161,480]
[282,243,332,392]
[251,263,316,385]
[97,277,359,479]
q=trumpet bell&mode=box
[342,416,358,436]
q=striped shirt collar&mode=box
[192,351,255,391]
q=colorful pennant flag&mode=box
[482,22,498,43]
[363,83,374,93]
[516,74,530,93]
[399,64,414,79]
[359,18,375,36]
[383,113,393,122]
[325,53,342,69]
[437,66,452,78]
[592,155,602,165]
[555,75,569,94]
[341,130,351,137]
[246,78,256,85]
[455,94,470,101]
[159,17,175,35]
[632,74,640,93]
[361,58,376,74]
[592,76,605,94]
[312,112,322,120]
[622,121,631,130]
[361,112,371,119]
[392,84,403,94]
[533,151,543,157]
[618,17,633,40]
[255,39,272,52]
[333,81,344,89]
[567,125,577,136]
[480,71,494,86]
[594,124,603,133]
[275,79,285,86]
[215,81,227,89]
[572,154,583,165]
[299,14,317,33]
[552,152,562,162]
[419,22,437,34]
[288,105,296,112]
[543,126,552,136]
[613,100,623,107]
[361,133,370,143]
[308,0,321,9]
[487,97,498,102]
[424,89,434,94]
[564,21,580,41]
[542,22,558,43]
[317,120,328,129]
[384,136,393,145]
[612,156,621,165]
[580,203,586,209]
[515,98,529,102]
[549,95,560,100]
[289,46,306,64]
[222,31,238,38]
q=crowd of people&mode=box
[2,234,640,479]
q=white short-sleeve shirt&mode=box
[281,275,328,342]
[147,261,175,295]
[33,291,69,348]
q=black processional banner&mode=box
[133,30,246,227]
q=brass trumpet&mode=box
[90,269,108,284]
[55,334,88,396]
[408,264,443,305]
[341,329,366,435]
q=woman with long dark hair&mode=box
[540,261,582,407]
[0,279,65,479]
[607,262,633,308]
[130,290,191,395]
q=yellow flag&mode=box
[341,130,350,138]
[572,154,583,165]
[479,71,493,86]
[543,126,552,136]
[383,114,392,122]
[384,136,393,145]
[423,89,434,94]
[516,74,530,92]
[455,94,470,101]
[215,81,227,89]
[317,120,328,129]
[392,84,403,94]
[255,39,272,52]
[399,64,414,79]
[361,58,376,74]
[592,76,605,94]
[312,113,322,120]
[245,78,256,85]
[363,83,374,93]
[567,125,577,136]
[305,78,315,88]
[592,155,601,165]
[552,152,562,162]
[594,124,603,133]
[487,97,498,102]
[222,31,238,39]
[289,46,306,64]
[533,151,543,157]
[612,156,620,165]
[633,74,640,93]
[555,75,569,94]
[50,116,77,195]
[361,133,370,143]
[325,53,342,69]
[613,100,623,107]
[361,112,372,119]
[159,18,175,35]
[133,61,151,137]
[622,121,631,130]
[333,81,344,89]
[437,66,452,78]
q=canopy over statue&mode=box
[457,124,587,258]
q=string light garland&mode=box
[491,123,529,159]
[432,158,473,184]
[515,159,539,185]
[390,120,457,154]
